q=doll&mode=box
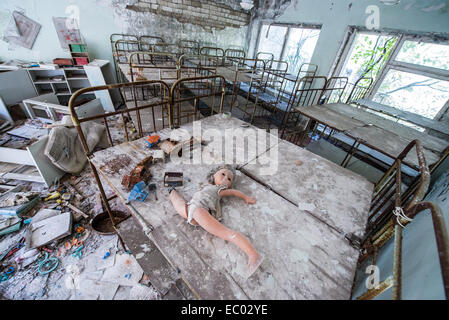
[168,165,264,278]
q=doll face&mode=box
[214,168,234,188]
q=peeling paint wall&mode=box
[110,0,250,48]
[0,0,251,82]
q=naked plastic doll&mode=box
[168,165,264,278]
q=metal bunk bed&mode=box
[177,39,200,55]
[354,140,449,300]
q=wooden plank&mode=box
[116,216,182,297]
[0,172,44,183]
[0,147,35,166]
[354,99,449,135]
[296,105,365,132]
[326,103,449,154]
[242,139,374,239]
[346,125,441,166]
[90,115,365,299]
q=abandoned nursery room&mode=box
[0,0,448,305]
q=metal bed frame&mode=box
[255,52,275,63]
[68,80,172,248]
[224,48,246,66]
[279,75,328,142]
[354,140,449,300]
[129,52,179,84]
[178,40,200,55]
[226,58,267,123]
[110,34,139,83]
[345,77,374,103]
[178,54,219,79]
[200,46,225,65]
[320,76,349,104]
[170,75,226,126]
[152,43,183,57]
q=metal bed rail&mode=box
[200,46,225,65]
[178,39,200,55]
[152,43,183,56]
[363,139,430,247]
[68,80,171,247]
[110,34,139,82]
[356,201,448,300]
[320,76,349,104]
[224,48,246,66]
[129,52,179,84]
[226,58,267,123]
[178,54,219,78]
[344,77,374,103]
[279,75,327,142]
[170,75,226,126]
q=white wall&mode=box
[249,0,449,77]
[0,0,250,81]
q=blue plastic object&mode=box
[128,181,149,202]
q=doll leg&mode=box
[192,207,263,277]
[168,190,199,225]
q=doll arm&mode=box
[219,189,256,205]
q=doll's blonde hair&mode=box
[206,165,236,186]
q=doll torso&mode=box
[188,184,228,222]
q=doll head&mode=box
[207,165,236,188]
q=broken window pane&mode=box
[373,69,449,119]
[282,27,320,76]
[256,24,287,60]
[395,40,449,70]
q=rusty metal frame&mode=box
[152,43,182,56]
[345,77,374,103]
[114,39,142,84]
[129,51,179,85]
[279,76,327,142]
[170,75,226,126]
[273,63,319,115]
[178,54,219,79]
[225,58,267,123]
[320,76,349,104]
[393,201,449,299]
[256,52,274,64]
[68,80,171,248]
[224,48,246,66]
[178,40,200,55]
[200,46,225,65]
[110,34,139,82]
[356,201,449,300]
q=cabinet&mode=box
[26,60,115,111]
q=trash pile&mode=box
[0,175,159,300]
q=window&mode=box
[338,32,398,85]
[256,25,287,60]
[283,27,320,76]
[374,70,449,119]
[334,29,449,120]
[395,41,449,70]
[255,23,321,75]
[373,39,449,119]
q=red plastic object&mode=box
[74,57,89,65]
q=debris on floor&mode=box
[0,116,160,300]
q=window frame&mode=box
[331,26,449,120]
[369,35,449,120]
[254,21,322,74]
